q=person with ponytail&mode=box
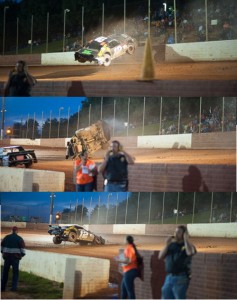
[115,235,139,299]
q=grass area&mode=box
[1,267,63,299]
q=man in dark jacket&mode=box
[98,140,135,192]
[4,60,36,97]
[159,225,196,299]
[1,226,26,292]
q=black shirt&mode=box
[6,72,32,96]
[165,242,193,276]
[104,152,128,182]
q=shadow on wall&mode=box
[67,81,86,96]
[172,142,187,149]
[74,270,82,298]
[153,44,194,63]
[182,165,209,192]
[150,251,166,299]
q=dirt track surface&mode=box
[1,228,237,257]
[1,61,237,82]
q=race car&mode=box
[74,33,137,66]
[0,145,38,168]
[66,120,111,159]
[48,224,106,246]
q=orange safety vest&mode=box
[74,159,96,185]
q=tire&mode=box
[127,43,135,55]
[68,231,77,242]
[53,236,62,244]
[103,54,111,67]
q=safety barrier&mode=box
[1,250,110,298]
[0,167,65,192]
[7,131,236,149]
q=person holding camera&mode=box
[4,60,37,97]
[73,150,97,192]
[159,225,197,299]
[98,140,135,192]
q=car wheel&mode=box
[53,236,62,244]
[68,231,77,242]
[127,43,135,55]
[103,54,111,67]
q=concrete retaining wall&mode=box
[2,223,237,238]
[137,134,192,149]
[113,224,146,235]
[41,52,90,66]
[187,223,237,238]
[0,40,234,67]
[0,167,65,192]
[165,40,237,62]
[1,222,26,228]
[1,250,110,298]
[7,131,235,149]
[10,139,41,146]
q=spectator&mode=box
[159,225,197,299]
[115,235,139,299]
[1,226,26,292]
[98,140,134,192]
[4,60,37,97]
[73,150,97,192]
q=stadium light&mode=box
[63,9,70,51]
[2,6,9,55]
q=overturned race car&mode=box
[74,33,137,67]
[48,224,106,245]
[66,120,110,159]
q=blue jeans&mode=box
[161,274,189,299]
[104,181,127,192]
[76,181,94,192]
[121,268,139,299]
[1,256,20,291]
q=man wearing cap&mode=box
[1,226,26,292]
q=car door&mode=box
[109,40,124,59]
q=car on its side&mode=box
[0,145,37,168]
[74,33,137,66]
[48,224,106,246]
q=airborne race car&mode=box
[74,33,137,66]
[48,224,106,246]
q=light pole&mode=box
[67,106,70,137]
[2,6,9,55]
[58,107,64,138]
[16,17,19,55]
[30,15,33,54]
[1,97,6,140]
[49,193,55,225]
[63,9,70,51]
[46,12,49,53]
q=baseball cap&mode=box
[12,226,18,231]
